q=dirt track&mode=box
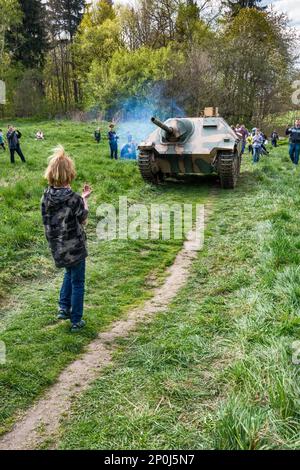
[0,200,213,450]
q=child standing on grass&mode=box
[246,133,253,156]
[94,128,101,144]
[41,146,92,332]
[253,130,263,163]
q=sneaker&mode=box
[57,310,71,320]
[70,320,86,332]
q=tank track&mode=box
[218,152,240,189]
[138,153,160,184]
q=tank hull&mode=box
[138,116,242,188]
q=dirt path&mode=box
[0,198,214,450]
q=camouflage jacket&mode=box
[41,187,88,268]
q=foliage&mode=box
[7,0,48,69]
[215,8,293,124]
[223,0,267,18]
[0,0,22,72]
[46,0,85,39]
[0,0,298,124]
[85,45,179,116]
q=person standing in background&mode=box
[6,125,26,164]
[286,120,300,167]
[246,133,253,156]
[0,129,5,151]
[260,130,269,155]
[235,124,249,155]
[108,124,119,160]
[240,125,249,155]
[271,130,279,148]
[253,129,264,163]
[94,128,101,144]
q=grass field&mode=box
[0,119,209,435]
[0,121,299,449]
[57,145,300,450]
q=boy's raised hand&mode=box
[82,184,92,199]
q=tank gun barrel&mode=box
[151,117,173,135]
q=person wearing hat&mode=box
[108,124,119,160]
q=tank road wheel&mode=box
[218,152,240,189]
[139,153,162,184]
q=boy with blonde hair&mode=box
[41,146,92,332]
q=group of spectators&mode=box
[94,124,137,160]
[1,122,139,165]
[232,120,300,168]
[232,124,279,163]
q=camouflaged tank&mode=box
[138,108,242,189]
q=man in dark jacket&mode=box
[6,125,26,164]
[108,124,119,160]
[271,131,279,148]
[286,120,300,166]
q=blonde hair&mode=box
[44,145,76,187]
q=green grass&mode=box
[55,146,300,450]
[0,119,210,435]
[1,123,299,449]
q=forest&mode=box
[0,0,298,125]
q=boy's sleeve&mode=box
[74,195,89,224]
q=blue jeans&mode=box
[289,143,300,165]
[109,143,118,160]
[253,146,261,163]
[59,260,86,324]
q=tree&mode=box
[47,0,86,40]
[175,1,212,47]
[119,0,179,50]
[223,0,267,17]
[7,0,48,69]
[0,0,23,115]
[216,8,293,124]
[69,0,121,111]
[85,46,177,118]
[0,0,22,71]
[46,0,86,106]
